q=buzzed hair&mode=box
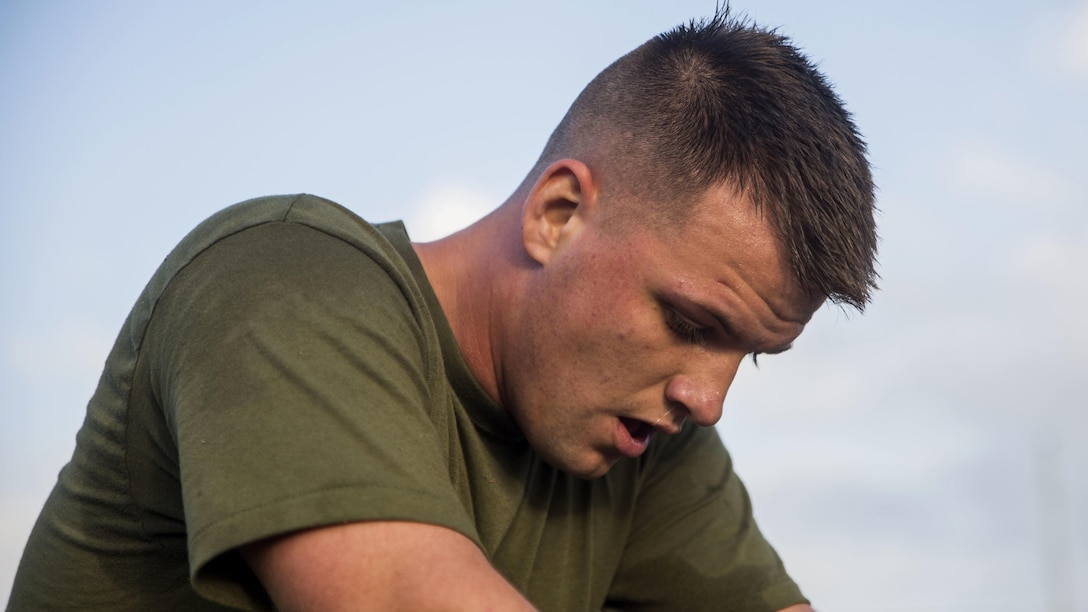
[532,7,878,310]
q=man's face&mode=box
[502,183,823,479]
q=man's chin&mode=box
[543,451,620,480]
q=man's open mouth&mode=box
[619,416,654,443]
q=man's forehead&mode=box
[643,185,820,321]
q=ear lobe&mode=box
[522,159,596,266]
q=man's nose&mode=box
[664,353,744,427]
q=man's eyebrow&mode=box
[695,299,794,355]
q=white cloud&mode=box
[1055,2,1088,79]
[1015,232,1088,292]
[402,180,497,242]
[1013,232,1088,370]
[1030,0,1088,83]
[942,140,1078,212]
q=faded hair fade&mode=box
[534,7,878,310]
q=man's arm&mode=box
[242,520,537,611]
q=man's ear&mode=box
[521,159,597,266]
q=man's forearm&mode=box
[242,521,538,611]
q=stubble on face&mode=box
[500,183,821,479]
[501,236,648,477]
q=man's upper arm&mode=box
[604,424,809,612]
[145,220,478,607]
[241,521,536,611]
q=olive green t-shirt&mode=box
[10,194,807,611]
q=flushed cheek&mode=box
[590,345,672,405]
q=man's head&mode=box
[429,9,878,479]
[521,7,877,310]
[504,168,824,477]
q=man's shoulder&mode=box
[182,193,402,260]
[152,193,414,299]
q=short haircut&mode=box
[532,7,878,310]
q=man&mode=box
[11,9,876,612]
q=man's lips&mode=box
[614,412,686,459]
[615,417,654,458]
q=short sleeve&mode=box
[604,424,808,612]
[142,220,475,607]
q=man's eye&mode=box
[665,309,708,345]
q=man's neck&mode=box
[410,203,520,408]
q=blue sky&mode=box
[2,1,1086,609]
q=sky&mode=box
[1,1,1086,610]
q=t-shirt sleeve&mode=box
[143,220,475,608]
[604,424,808,612]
